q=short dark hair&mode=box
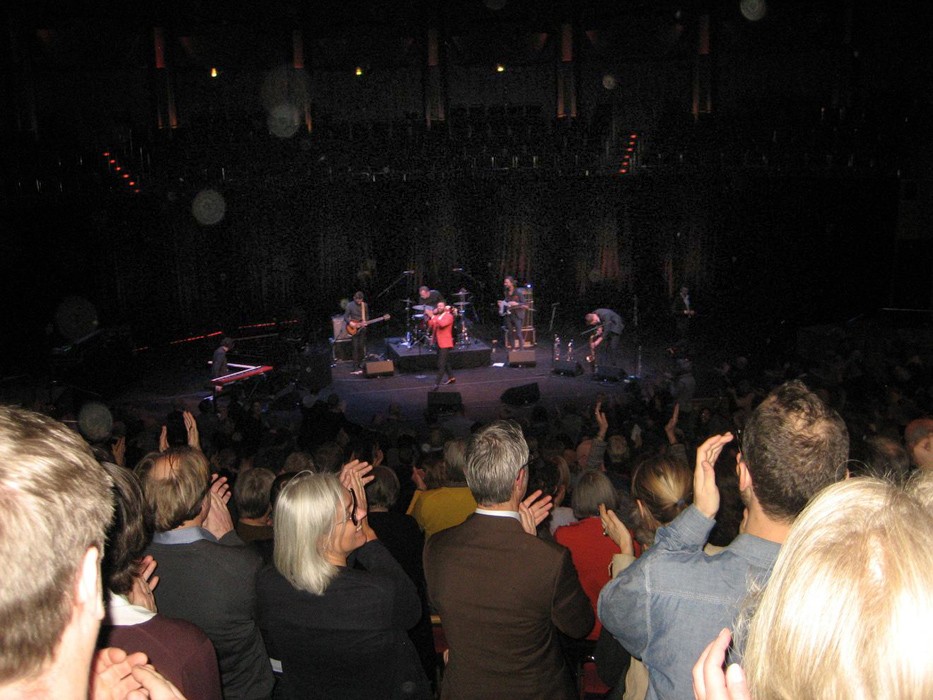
[235,467,276,519]
[101,463,152,596]
[741,380,849,522]
[353,291,364,302]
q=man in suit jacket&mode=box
[136,447,274,700]
[424,421,594,700]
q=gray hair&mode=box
[465,420,528,506]
[571,469,618,519]
[273,472,343,595]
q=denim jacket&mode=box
[597,505,779,700]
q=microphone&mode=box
[403,270,415,275]
[452,267,463,272]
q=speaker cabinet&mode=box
[507,349,537,367]
[592,365,625,382]
[552,360,584,377]
[364,360,395,378]
[500,382,540,406]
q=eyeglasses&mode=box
[347,487,359,527]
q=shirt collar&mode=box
[151,525,217,545]
[475,507,522,522]
[105,592,157,626]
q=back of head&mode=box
[282,450,315,474]
[631,455,692,534]
[273,472,342,595]
[443,437,468,485]
[135,447,210,532]
[743,477,933,699]
[741,380,849,522]
[101,463,152,595]
[0,406,113,684]
[466,420,528,506]
[235,467,276,519]
[572,470,618,519]
[77,401,114,444]
[312,441,343,474]
[366,465,400,510]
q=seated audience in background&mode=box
[905,417,933,471]
[693,475,933,700]
[257,465,430,700]
[136,447,274,700]
[554,470,622,642]
[365,465,438,691]
[599,380,849,700]
[234,467,276,543]
[407,438,477,539]
[0,405,183,699]
[98,463,222,699]
[424,420,594,700]
[849,434,911,483]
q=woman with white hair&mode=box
[693,474,933,700]
[256,463,430,699]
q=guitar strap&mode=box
[362,300,368,325]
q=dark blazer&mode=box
[424,513,594,700]
[257,540,431,700]
[145,531,274,700]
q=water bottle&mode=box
[567,339,575,360]
[553,335,561,362]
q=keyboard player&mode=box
[211,337,235,407]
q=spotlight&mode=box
[495,64,505,73]
[740,0,767,21]
[210,67,219,78]
[355,66,363,76]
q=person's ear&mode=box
[77,546,105,623]
[736,452,752,492]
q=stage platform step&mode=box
[385,337,492,373]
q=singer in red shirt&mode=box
[428,300,456,390]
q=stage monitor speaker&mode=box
[427,391,463,414]
[507,349,536,367]
[552,360,584,377]
[592,365,625,382]
[500,382,540,406]
[364,360,395,378]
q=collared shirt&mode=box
[474,507,522,523]
[106,592,157,626]
[152,526,218,545]
[598,505,780,700]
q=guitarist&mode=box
[585,308,625,370]
[500,275,526,350]
[344,290,368,373]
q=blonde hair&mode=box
[631,455,692,544]
[742,477,933,699]
[135,447,210,532]
[0,406,113,683]
[273,472,343,595]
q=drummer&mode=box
[418,285,443,314]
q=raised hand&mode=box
[339,459,374,491]
[519,489,553,535]
[692,628,750,700]
[128,554,159,612]
[599,503,633,556]
[694,433,733,520]
[183,410,200,450]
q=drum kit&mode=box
[401,289,473,348]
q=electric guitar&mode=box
[498,299,530,316]
[346,314,391,336]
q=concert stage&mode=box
[385,337,493,373]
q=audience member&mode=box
[234,467,276,543]
[408,438,477,539]
[257,465,431,699]
[693,475,933,700]
[424,420,593,699]
[135,447,274,700]
[0,405,183,700]
[599,380,849,700]
[905,417,933,470]
[98,463,222,699]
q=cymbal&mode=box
[399,298,413,304]
[454,301,471,307]
[454,289,470,297]
[411,314,425,319]
[412,304,427,311]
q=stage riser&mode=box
[386,338,492,373]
